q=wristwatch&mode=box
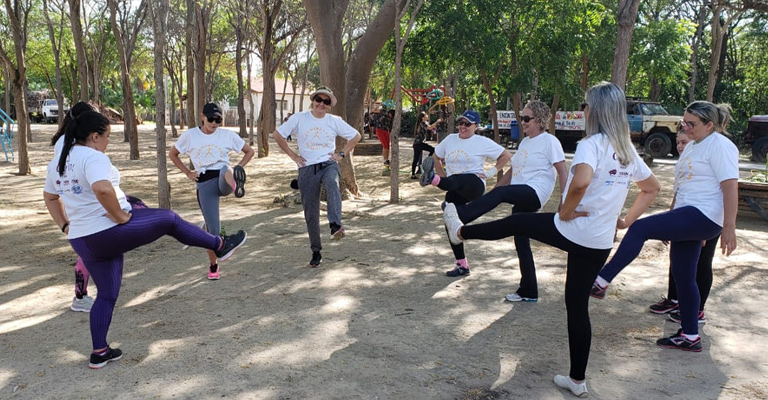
[339,151,345,158]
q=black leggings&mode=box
[461,212,610,381]
[667,234,719,310]
[457,185,541,297]
[438,174,486,261]
[411,142,435,175]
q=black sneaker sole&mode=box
[233,165,246,198]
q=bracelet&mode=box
[484,167,498,177]
[61,222,69,233]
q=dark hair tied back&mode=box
[57,110,110,176]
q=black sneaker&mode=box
[669,310,706,324]
[330,223,345,240]
[309,251,322,268]
[446,264,470,277]
[384,160,391,166]
[214,230,247,262]
[649,296,679,314]
[590,281,607,299]
[233,165,247,198]
[89,347,123,369]
[656,329,702,352]
[419,157,435,187]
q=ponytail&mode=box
[57,110,111,176]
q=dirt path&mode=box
[0,124,766,399]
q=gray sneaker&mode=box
[554,375,588,398]
[71,296,94,312]
[419,157,435,186]
[443,203,463,245]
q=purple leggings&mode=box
[69,208,221,350]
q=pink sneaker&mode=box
[207,263,220,280]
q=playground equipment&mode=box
[0,106,14,162]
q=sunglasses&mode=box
[314,96,332,105]
[207,116,222,124]
[520,115,534,123]
[681,119,699,129]
[458,121,474,127]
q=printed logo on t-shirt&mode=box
[510,148,529,178]
[303,126,334,151]
[72,184,83,194]
[674,155,693,193]
[190,144,228,169]
[445,149,472,175]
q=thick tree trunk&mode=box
[150,0,171,208]
[611,0,641,90]
[707,5,724,101]
[68,0,89,101]
[108,0,139,159]
[195,4,207,113]
[3,68,10,113]
[43,0,65,131]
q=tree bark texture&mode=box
[108,0,139,159]
[68,0,90,101]
[150,0,171,208]
[611,0,641,90]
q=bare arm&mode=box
[558,163,592,221]
[553,160,568,211]
[433,154,446,177]
[238,143,256,167]
[331,132,362,162]
[169,146,197,182]
[616,174,661,229]
[720,178,738,255]
[92,180,131,224]
[272,130,306,167]
[495,168,513,187]
[43,191,69,232]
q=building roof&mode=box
[249,77,311,96]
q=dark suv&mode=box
[745,115,768,163]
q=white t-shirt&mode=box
[509,133,565,208]
[276,111,359,166]
[554,134,653,249]
[673,132,739,226]
[174,127,245,174]
[434,134,505,177]
[44,146,131,239]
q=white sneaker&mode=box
[554,375,588,398]
[71,296,94,312]
[442,203,463,245]
[505,293,538,302]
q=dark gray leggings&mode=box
[196,167,233,236]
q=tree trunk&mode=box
[611,0,641,90]
[235,26,247,138]
[68,0,89,101]
[3,67,10,113]
[688,0,708,103]
[185,0,196,128]
[304,0,404,197]
[150,0,171,208]
[195,3,207,113]
[707,5,724,101]
[108,0,139,159]
[43,0,66,132]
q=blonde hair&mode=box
[584,82,635,166]
[685,101,732,135]
[524,100,551,130]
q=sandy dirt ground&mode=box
[0,124,767,400]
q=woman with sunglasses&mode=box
[169,102,254,279]
[420,109,513,277]
[410,111,440,179]
[447,101,567,301]
[442,82,660,397]
[273,86,361,268]
[591,101,738,353]
[44,110,247,368]
[647,124,718,325]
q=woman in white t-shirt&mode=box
[592,101,738,352]
[44,111,247,369]
[452,101,567,301]
[442,82,660,397]
[420,110,513,277]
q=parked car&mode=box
[42,99,67,123]
[626,100,681,158]
[745,115,768,163]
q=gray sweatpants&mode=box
[298,161,342,252]
[196,166,233,236]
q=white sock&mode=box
[595,275,609,287]
[681,332,699,341]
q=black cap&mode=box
[202,103,222,118]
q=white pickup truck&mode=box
[41,99,67,123]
